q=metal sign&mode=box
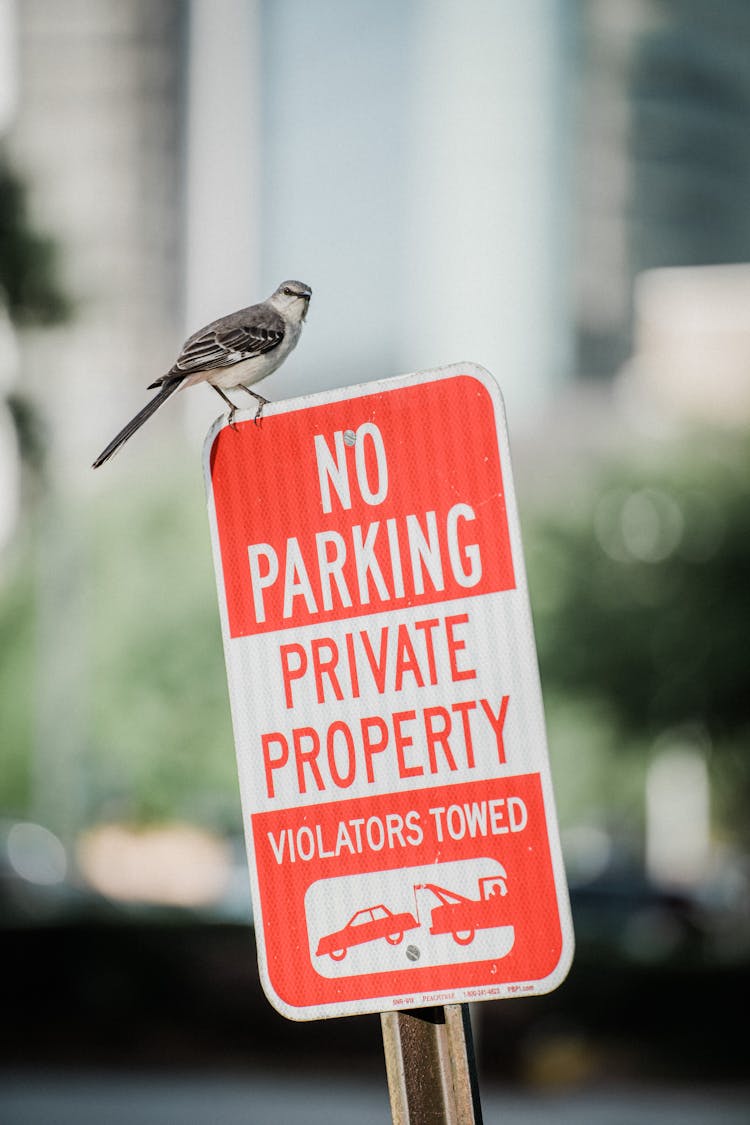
[204,363,573,1020]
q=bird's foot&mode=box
[241,387,270,426]
[212,386,241,428]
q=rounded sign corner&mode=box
[536,928,576,998]
[442,363,507,422]
[257,960,315,1023]
[453,361,502,395]
[458,359,493,381]
[203,408,261,473]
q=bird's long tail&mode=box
[92,380,181,468]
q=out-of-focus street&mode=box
[1,1071,748,1125]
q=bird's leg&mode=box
[212,386,240,427]
[240,386,270,424]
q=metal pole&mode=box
[381,1004,483,1124]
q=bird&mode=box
[92,279,312,467]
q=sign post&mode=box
[204,363,573,1113]
[381,1003,483,1122]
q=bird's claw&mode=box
[253,395,269,426]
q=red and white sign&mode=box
[204,363,574,1020]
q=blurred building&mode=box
[7,0,187,487]
[2,0,192,842]
[5,0,574,484]
[575,0,750,379]
[3,0,750,478]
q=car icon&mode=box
[316,904,419,961]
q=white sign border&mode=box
[204,361,574,1021]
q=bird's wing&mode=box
[150,305,286,387]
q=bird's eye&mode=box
[283,287,293,296]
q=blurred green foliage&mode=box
[0,154,70,814]
[0,468,237,827]
[0,563,35,813]
[0,156,71,327]
[5,389,48,477]
[85,468,238,827]
[1,426,748,848]
[526,429,750,847]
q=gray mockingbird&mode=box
[92,279,312,467]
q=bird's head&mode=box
[270,280,312,322]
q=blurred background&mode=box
[1,1,749,1121]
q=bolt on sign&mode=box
[204,362,574,1020]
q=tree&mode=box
[0,153,71,473]
[526,431,750,844]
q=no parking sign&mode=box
[205,362,573,1020]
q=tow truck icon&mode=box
[416,872,508,947]
[315,867,511,960]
